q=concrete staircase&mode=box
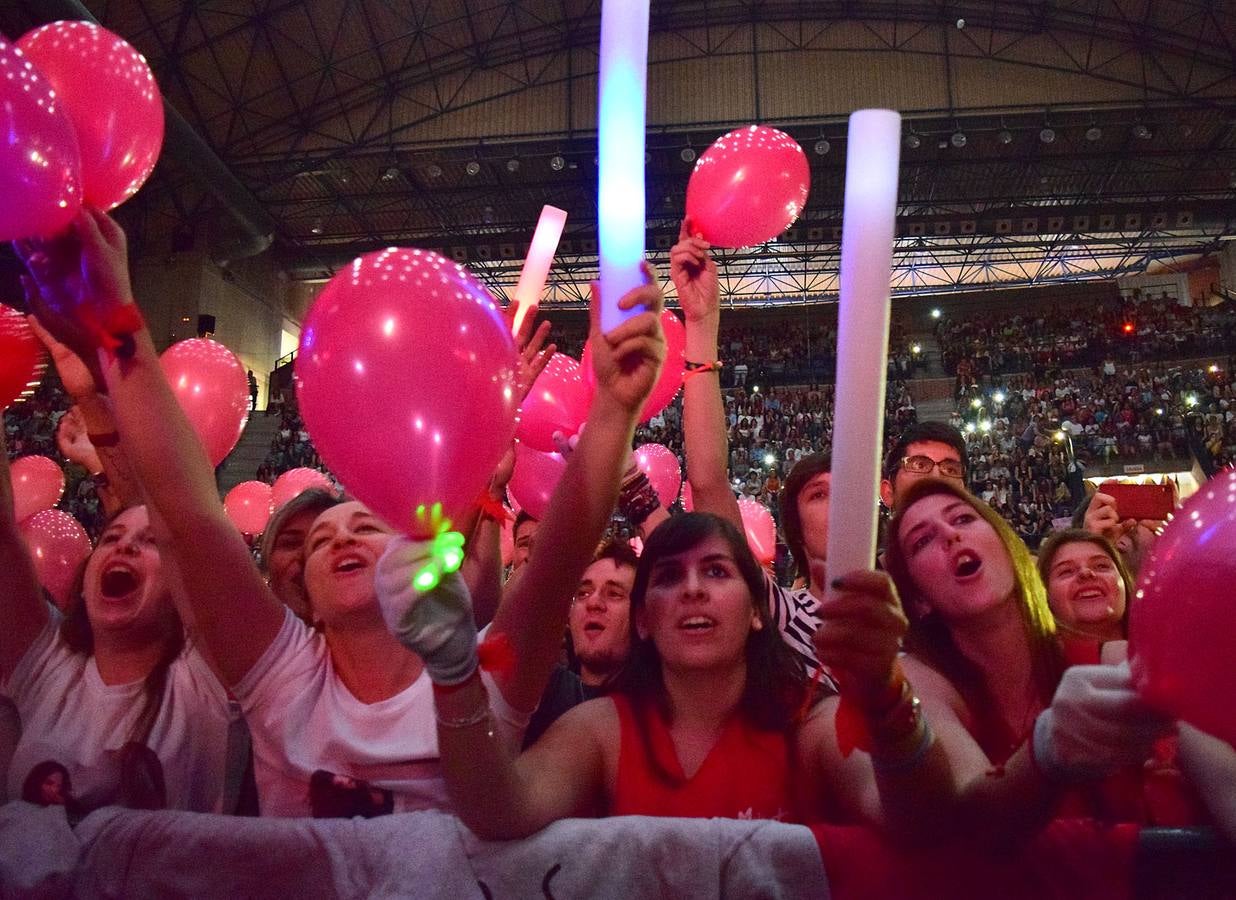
[907,330,946,377]
[217,414,281,496]
[915,396,957,423]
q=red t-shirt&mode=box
[609,694,793,821]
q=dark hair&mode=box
[594,538,639,570]
[1036,528,1133,639]
[883,422,969,480]
[22,760,72,806]
[513,510,537,535]
[883,479,1062,758]
[259,487,342,571]
[779,451,831,582]
[612,513,812,785]
[61,506,185,747]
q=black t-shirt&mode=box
[523,665,603,748]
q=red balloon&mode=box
[737,497,777,566]
[19,21,163,211]
[296,248,519,538]
[159,338,250,467]
[1130,470,1236,745]
[507,443,566,522]
[0,36,82,240]
[19,509,91,611]
[224,481,274,535]
[640,310,687,422]
[271,467,334,510]
[634,443,682,507]
[516,352,591,453]
[10,455,65,523]
[685,125,810,249]
[0,305,45,409]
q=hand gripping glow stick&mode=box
[597,0,650,334]
[408,502,465,592]
[511,205,568,336]
[824,110,902,594]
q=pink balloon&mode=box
[1130,470,1236,746]
[224,481,273,535]
[685,125,810,249]
[507,443,566,522]
[10,455,65,523]
[296,248,519,538]
[0,36,82,240]
[634,443,682,507]
[19,509,91,611]
[516,352,590,453]
[682,481,694,512]
[639,310,687,423]
[271,468,334,510]
[19,21,163,211]
[0,305,46,409]
[737,497,777,566]
[160,338,250,467]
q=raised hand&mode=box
[669,217,719,324]
[587,262,666,416]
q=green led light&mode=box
[441,547,464,572]
[414,568,439,591]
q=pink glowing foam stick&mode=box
[511,205,568,336]
[825,109,902,592]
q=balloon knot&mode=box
[477,632,516,681]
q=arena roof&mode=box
[3,0,1235,305]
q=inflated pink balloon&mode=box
[516,352,591,453]
[634,443,682,507]
[10,455,65,523]
[1130,469,1236,745]
[685,125,810,248]
[0,36,82,240]
[160,338,250,467]
[19,509,91,611]
[507,443,566,522]
[737,497,777,566]
[19,21,163,211]
[224,481,273,535]
[0,305,46,409]
[639,310,687,423]
[271,468,334,510]
[296,248,519,538]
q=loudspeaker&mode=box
[197,314,216,337]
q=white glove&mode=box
[376,535,477,685]
[1033,662,1172,782]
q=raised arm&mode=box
[673,218,741,530]
[0,426,50,679]
[488,271,665,711]
[16,210,283,686]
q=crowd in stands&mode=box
[939,292,1236,378]
[3,211,1234,899]
[254,402,322,484]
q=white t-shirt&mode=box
[234,608,525,818]
[2,612,233,814]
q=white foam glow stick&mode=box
[511,205,568,335]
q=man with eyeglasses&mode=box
[879,421,969,511]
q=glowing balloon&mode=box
[1130,469,1236,745]
[685,125,811,248]
[19,509,90,611]
[0,305,45,409]
[296,248,519,538]
[516,353,591,453]
[639,310,686,422]
[271,468,334,510]
[737,497,777,566]
[0,36,82,240]
[507,443,566,522]
[634,443,682,507]
[159,338,249,467]
[10,455,65,523]
[224,481,273,535]
[19,21,163,210]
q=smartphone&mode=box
[1099,481,1174,521]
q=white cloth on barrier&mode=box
[0,804,828,900]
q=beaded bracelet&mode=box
[435,703,492,730]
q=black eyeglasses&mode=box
[899,455,966,479]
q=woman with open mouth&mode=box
[1,439,234,813]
